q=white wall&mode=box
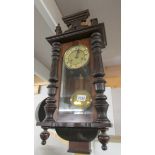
[111,88,121,135]
[34,58,50,81]
[92,141,120,155]
[34,86,121,155]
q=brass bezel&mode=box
[64,44,89,69]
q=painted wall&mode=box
[111,88,121,135]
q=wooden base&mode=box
[68,141,91,154]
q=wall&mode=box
[111,88,121,135]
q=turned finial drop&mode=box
[40,128,50,145]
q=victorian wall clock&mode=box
[35,9,111,154]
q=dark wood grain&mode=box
[44,42,61,123]
[68,141,91,154]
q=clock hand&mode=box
[75,48,80,58]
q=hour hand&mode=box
[75,49,80,58]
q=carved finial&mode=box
[55,23,62,35]
[91,18,98,26]
[98,128,110,151]
[40,128,50,145]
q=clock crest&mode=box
[35,9,111,154]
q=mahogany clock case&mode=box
[36,9,111,153]
[36,21,111,125]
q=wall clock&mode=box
[35,9,111,154]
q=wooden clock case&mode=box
[35,10,111,154]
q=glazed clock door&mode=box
[57,39,96,123]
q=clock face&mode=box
[64,45,89,69]
[70,90,92,109]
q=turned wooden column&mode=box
[91,32,111,150]
[43,42,61,122]
[91,32,110,125]
[40,42,61,145]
